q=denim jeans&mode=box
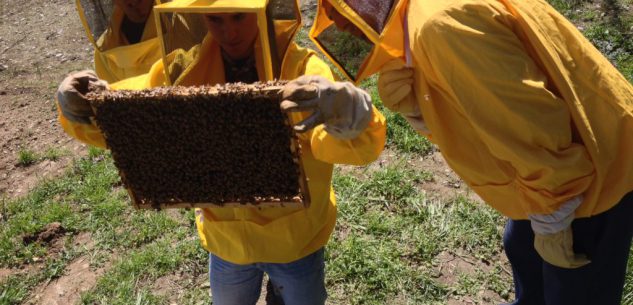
[209,248,327,305]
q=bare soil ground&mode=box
[0,1,99,303]
[0,0,93,199]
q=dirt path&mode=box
[0,0,93,198]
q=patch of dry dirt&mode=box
[150,269,277,305]
[152,272,208,304]
[434,251,510,304]
[26,256,107,305]
[22,222,66,245]
[24,232,110,305]
[365,148,483,203]
[0,264,39,282]
[21,222,69,262]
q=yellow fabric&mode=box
[329,0,633,219]
[91,7,161,83]
[95,6,157,51]
[88,6,201,83]
[377,59,418,115]
[57,105,107,148]
[156,0,267,10]
[58,41,387,265]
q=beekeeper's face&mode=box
[204,13,259,60]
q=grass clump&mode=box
[17,149,37,166]
[16,147,69,167]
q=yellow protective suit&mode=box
[83,4,161,83]
[58,35,387,264]
[314,0,633,219]
[78,2,200,83]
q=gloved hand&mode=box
[56,70,108,124]
[280,75,372,140]
[378,59,429,134]
[377,59,418,116]
[530,196,591,269]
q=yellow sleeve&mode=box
[56,102,107,148]
[419,4,594,214]
[300,54,387,166]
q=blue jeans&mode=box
[503,192,633,305]
[209,248,327,305]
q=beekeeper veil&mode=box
[310,0,408,83]
[155,0,301,84]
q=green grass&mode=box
[547,0,633,81]
[17,149,37,166]
[80,237,205,305]
[625,251,633,305]
[0,150,207,305]
[327,162,511,304]
[0,148,512,305]
[16,147,69,167]
[42,147,67,161]
[0,252,75,304]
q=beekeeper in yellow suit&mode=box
[301,0,633,304]
[55,0,387,304]
[76,0,201,82]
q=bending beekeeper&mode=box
[285,0,633,304]
[55,0,387,304]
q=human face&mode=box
[114,0,154,24]
[204,13,259,61]
[322,0,367,40]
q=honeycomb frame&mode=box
[88,82,310,210]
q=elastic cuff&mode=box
[529,195,584,234]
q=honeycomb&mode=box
[88,81,309,209]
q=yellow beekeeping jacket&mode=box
[323,0,633,219]
[92,7,161,83]
[57,34,387,264]
[409,0,632,219]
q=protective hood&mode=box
[76,0,161,51]
[310,0,408,83]
[76,0,164,82]
[154,0,301,84]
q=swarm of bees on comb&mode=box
[88,81,310,210]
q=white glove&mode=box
[280,75,373,140]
